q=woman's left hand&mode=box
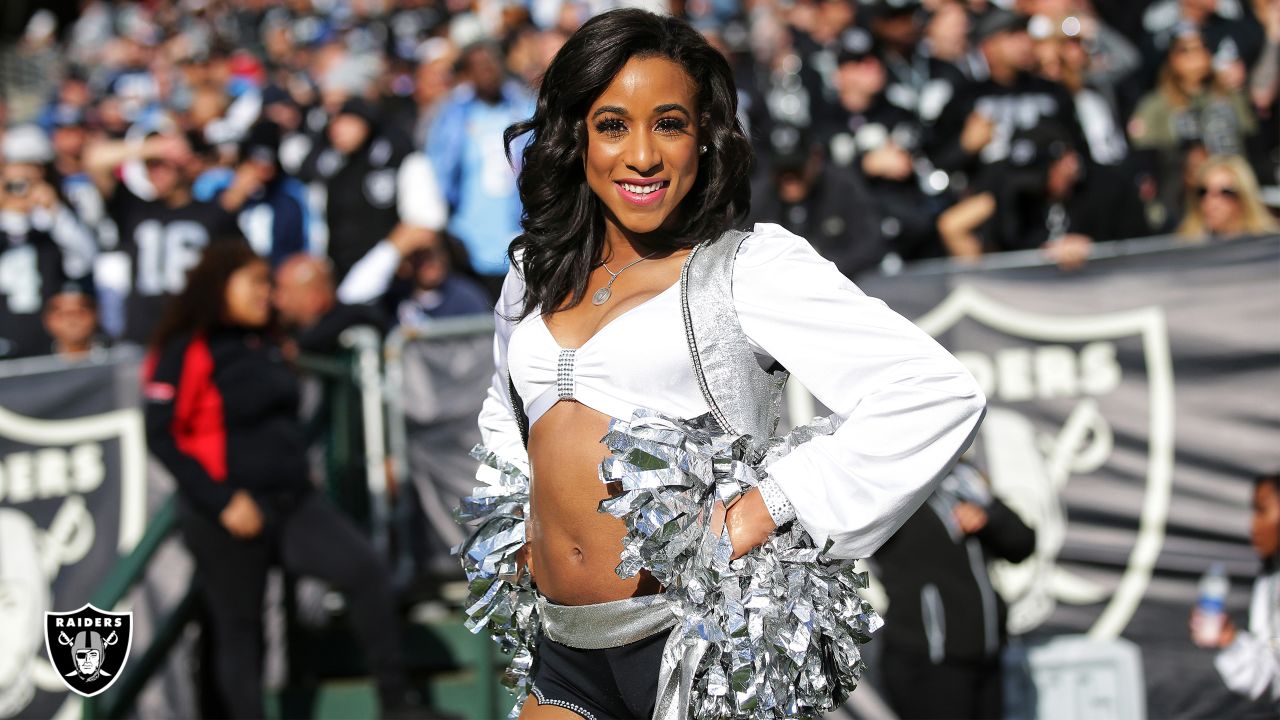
[723,487,777,560]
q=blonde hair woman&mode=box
[1178,155,1279,240]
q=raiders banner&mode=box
[855,235,1280,718]
[0,350,146,719]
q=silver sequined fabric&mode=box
[681,231,788,444]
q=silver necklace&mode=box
[591,251,657,305]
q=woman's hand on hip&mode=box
[724,487,777,560]
[220,489,264,539]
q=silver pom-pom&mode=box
[599,410,883,719]
[454,446,539,717]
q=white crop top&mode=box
[506,279,711,428]
[477,223,987,560]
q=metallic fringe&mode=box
[453,447,538,718]
[600,410,882,719]
[456,410,883,719]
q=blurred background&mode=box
[0,0,1277,718]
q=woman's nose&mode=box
[624,129,661,174]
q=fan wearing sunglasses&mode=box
[1177,155,1279,240]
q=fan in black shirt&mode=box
[937,122,1147,268]
[822,27,952,261]
[0,228,68,359]
[929,10,1086,184]
[85,131,238,344]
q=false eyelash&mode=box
[655,117,689,133]
[595,118,626,135]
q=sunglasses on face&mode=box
[1197,185,1240,200]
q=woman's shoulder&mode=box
[494,251,529,319]
[734,223,851,279]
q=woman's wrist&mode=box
[757,472,796,526]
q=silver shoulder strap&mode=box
[680,229,789,443]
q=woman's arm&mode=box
[476,261,531,481]
[733,224,986,559]
[143,337,236,517]
[1216,627,1280,701]
[937,192,995,259]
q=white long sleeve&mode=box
[336,239,400,305]
[1216,572,1280,701]
[733,223,986,559]
[477,260,531,482]
[397,152,448,231]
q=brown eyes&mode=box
[592,117,689,137]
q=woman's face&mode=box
[584,55,702,239]
[1252,481,1280,560]
[1170,36,1211,85]
[224,259,273,327]
[1198,165,1243,234]
[925,2,968,62]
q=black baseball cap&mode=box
[836,27,879,64]
[971,9,1029,44]
[862,0,922,20]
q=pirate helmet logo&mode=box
[43,604,132,697]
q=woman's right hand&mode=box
[220,490,264,539]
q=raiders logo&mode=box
[915,285,1175,639]
[0,358,147,718]
[43,604,133,697]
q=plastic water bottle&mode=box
[1193,562,1229,647]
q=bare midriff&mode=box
[525,399,661,605]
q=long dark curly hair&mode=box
[503,9,753,320]
[149,238,266,351]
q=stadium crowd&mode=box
[0,0,1278,357]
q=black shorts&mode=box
[529,627,670,719]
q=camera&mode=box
[3,179,31,197]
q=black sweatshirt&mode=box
[874,464,1036,663]
[144,328,312,519]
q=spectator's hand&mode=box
[220,489,264,539]
[29,181,58,211]
[388,223,437,256]
[960,112,995,155]
[383,457,398,499]
[721,487,777,560]
[1189,608,1238,648]
[1042,233,1092,271]
[862,145,914,181]
[221,162,268,211]
[1262,0,1280,43]
[953,501,989,534]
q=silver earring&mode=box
[699,145,708,155]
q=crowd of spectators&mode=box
[0,0,1278,360]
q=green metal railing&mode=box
[78,329,508,720]
[81,498,188,720]
[80,347,373,720]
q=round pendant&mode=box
[592,287,612,305]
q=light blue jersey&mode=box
[427,82,534,277]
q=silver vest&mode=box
[679,229,789,443]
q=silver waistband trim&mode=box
[536,594,676,650]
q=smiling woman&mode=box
[462,9,987,720]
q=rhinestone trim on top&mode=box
[557,348,576,400]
